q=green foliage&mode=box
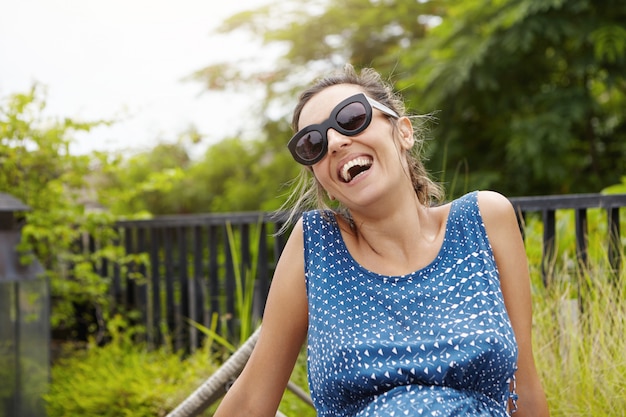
[399,0,626,197]
[96,130,300,215]
[95,140,191,216]
[44,315,217,417]
[195,0,626,199]
[517,202,626,414]
[225,222,262,343]
[531,253,626,415]
[0,87,138,337]
[603,176,626,195]
[46,317,312,417]
[188,138,264,212]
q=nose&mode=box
[327,128,351,154]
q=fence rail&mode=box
[509,193,625,284]
[95,193,625,352]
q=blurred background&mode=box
[2,0,625,217]
[0,0,274,156]
[1,1,626,415]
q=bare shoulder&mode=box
[275,217,305,279]
[475,190,521,246]
[476,190,515,220]
[285,216,305,248]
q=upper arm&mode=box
[214,219,309,417]
[478,191,549,416]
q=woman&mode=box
[214,65,549,416]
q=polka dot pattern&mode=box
[303,192,518,416]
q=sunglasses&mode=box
[287,93,399,165]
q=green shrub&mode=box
[45,316,218,417]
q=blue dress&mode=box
[303,191,518,416]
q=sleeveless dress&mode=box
[302,191,518,417]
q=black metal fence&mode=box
[510,193,626,283]
[94,193,626,352]
[92,212,290,352]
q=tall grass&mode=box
[532,261,625,415]
[523,208,626,416]
[188,221,263,355]
[225,221,261,345]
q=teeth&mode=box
[341,157,372,182]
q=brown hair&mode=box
[278,64,443,230]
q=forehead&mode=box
[297,84,365,129]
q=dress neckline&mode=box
[325,197,462,281]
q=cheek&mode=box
[311,163,335,190]
[311,160,329,179]
[387,136,413,174]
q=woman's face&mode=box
[297,84,414,210]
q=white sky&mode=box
[0,0,273,156]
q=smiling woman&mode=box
[281,67,441,228]
[213,64,550,417]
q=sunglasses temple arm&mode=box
[367,98,399,118]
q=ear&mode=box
[397,117,415,150]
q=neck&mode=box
[347,192,432,257]
[340,195,447,276]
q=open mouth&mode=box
[340,157,373,183]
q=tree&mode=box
[182,127,300,213]
[398,0,626,196]
[95,121,300,215]
[0,87,134,340]
[193,0,626,197]
[95,140,190,216]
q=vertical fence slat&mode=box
[163,227,178,350]
[240,224,251,326]
[274,222,288,262]
[516,210,527,241]
[111,230,122,312]
[575,208,588,268]
[136,228,148,336]
[124,228,136,311]
[224,224,235,337]
[149,227,162,348]
[191,225,205,350]
[608,206,621,274]
[241,223,251,274]
[208,225,220,332]
[254,222,269,320]
[177,227,190,351]
[541,209,556,286]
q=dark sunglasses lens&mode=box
[336,102,368,131]
[296,131,324,161]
